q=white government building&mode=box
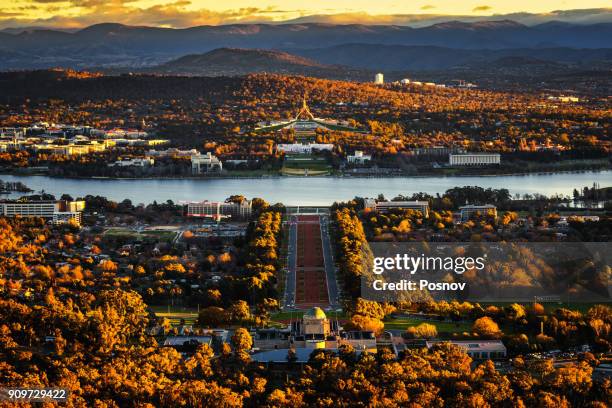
[347,151,372,164]
[191,152,223,174]
[277,143,334,154]
[449,153,500,166]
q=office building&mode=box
[412,146,463,156]
[110,158,154,167]
[1,201,57,218]
[459,204,497,222]
[547,96,579,103]
[374,73,384,84]
[449,153,500,166]
[0,200,85,225]
[191,152,222,174]
[52,211,82,225]
[33,142,107,156]
[60,200,85,213]
[148,148,200,157]
[187,200,252,220]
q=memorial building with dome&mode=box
[252,307,377,352]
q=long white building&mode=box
[449,153,500,166]
[277,143,333,154]
[425,340,506,359]
[0,200,85,225]
[109,158,154,167]
[364,199,429,218]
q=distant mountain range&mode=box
[0,20,611,71]
[1,8,610,31]
[281,8,612,27]
[290,44,612,71]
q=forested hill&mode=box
[147,48,370,80]
[0,70,537,112]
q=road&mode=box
[283,215,297,309]
[320,214,340,308]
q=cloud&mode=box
[1,3,611,29]
[0,1,288,29]
[0,11,25,18]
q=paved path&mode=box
[294,214,328,308]
[283,213,340,310]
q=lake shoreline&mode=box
[2,167,610,181]
[1,171,609,206]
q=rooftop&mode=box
[376,201,429,206]
[425,340,506,352]
[251,347,365,363]
[304,307,326,320]
[163,336,212,346]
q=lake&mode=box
[1,171,610,206]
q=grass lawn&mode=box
[104,227,139,237]
[314,120,363,133]
[253,122,294,133]
[282,154,332,175]
[224,169,280,177]
[150,305,199,325]
[281,167,330,176]
[284,158,330,169]
[271,310,346,322]
[479,301,607,314]
[439,168,461,175]
[104,228,176,242]
[143,230,177,240]
[384,316,472,333]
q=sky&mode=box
[0,1,610,29]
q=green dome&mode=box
[304,307,326,320]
